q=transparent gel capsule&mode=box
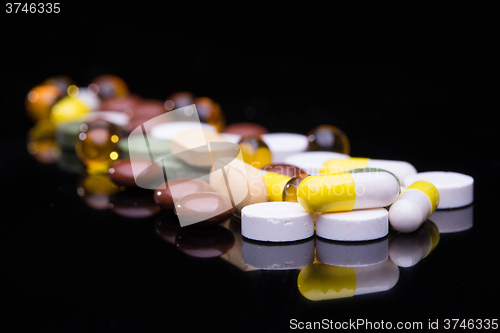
[75,119,121,173]
[307,124,350,155]
[194,97,226,132]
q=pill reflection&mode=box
[315,237,389,267]
[389,220,439,268]
[241,237,314,270]
[431,204,473,233]
[175,224,235,258]
[297,259,399,301]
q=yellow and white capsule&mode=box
[388,180,439,233]
[296,171,400,213]
[321,157,416,182]
[261,171,308,202]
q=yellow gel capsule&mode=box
[297,263,356,301]
[238,136,272,169]
[297,173,357,213]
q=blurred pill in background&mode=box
[307,124,350,155]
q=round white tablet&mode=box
[402,171,474,209]
[283,151,350,175]
[241,202,315,242]
[316,208,389,241]
[260,133,309,163]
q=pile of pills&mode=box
[25,74,475,301]
[25,74,474,240]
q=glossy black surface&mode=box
[1,3,498,332]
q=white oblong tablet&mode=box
[241,202,314,242]
[150,121,217,140]
[260,133,309,164]
[368,159,417,183]
[316,208,389,241]
[283,151,350,175]
[241,237,314,270]
[402,171,474,209]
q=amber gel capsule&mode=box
[297,171,399,213]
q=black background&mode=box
[0,2,498,332]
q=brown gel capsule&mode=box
[175,192,234,226]
[109,158,163,189]
[154,178,214,210]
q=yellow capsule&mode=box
[297,173,357,213]
[297,171,400,213]
[320,157,369,174]
[262,171,291,201]
[261,171,309,202]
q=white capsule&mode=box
[321,157,417,182]
[389,181,439,233]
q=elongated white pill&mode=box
[241,202,314,242]
[316,208,389,241]
[283,151,350,175]
[321,157,417,182]
[260,133,309,164]
[402,171,473,209]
